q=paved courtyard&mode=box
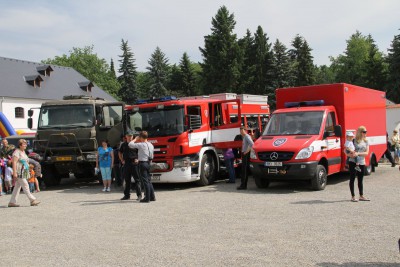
[1,164,399,266]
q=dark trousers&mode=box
[123,163,142,198]
[240,153,250,188]
[139,162,155,201]
[349,162,364,197]
[112,164,122,186]
[384,149,395,165]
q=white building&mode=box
[0,56,116,135]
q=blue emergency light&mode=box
[284,100,325,108]
[135,96,177,104]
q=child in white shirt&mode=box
[4,160,13,194]
[345,131,361,172]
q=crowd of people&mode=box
[2,125,399,206]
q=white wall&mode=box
[0,97,44,134]
[386,106,400,137]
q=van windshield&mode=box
[127,105,185,137]
[263,111,323,136]
[38,105,94,129]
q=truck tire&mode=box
[311,165,327,191]
[43,166,61,187]
[197,153,217,186]
[254,175,270,188]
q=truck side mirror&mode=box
[334,125,342,137]
[28,110,34,117]
[27,118,33,129]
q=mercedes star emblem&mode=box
[270,152,279,161]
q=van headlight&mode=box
[295,146,314,159]
[250,148,257,159]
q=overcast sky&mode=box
[1,0,399,71]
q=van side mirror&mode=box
[28,110,34,117]
[27,118,33,129]
[334,125,342,137]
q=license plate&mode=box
[150,174,161,181]
[264,161,282,167]
[56,156,72,161]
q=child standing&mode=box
[28,164,35,193]
[4,160,13,194]
[345,131,361,172]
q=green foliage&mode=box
[118,39,138,104]
[146,47,169,98]
[199,6,241,94]
[42,45,120,99]
[386,31,400,102]
[289,35,316,86]
[179,52,198,96]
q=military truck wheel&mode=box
[311,165,327,191]
[196,153,217,186]
[254,175,270,188]
[43,166,61,187]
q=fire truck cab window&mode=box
[187,106,202,130]
[324,112,336,136]
[214,104,223,126]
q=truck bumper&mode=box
[249,161,318,180]
[150,167,199,183]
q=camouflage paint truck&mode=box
[28,95,124,186]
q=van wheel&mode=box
[197,153,217,186]
[43,166,61,187]
[311,165,327,191]
[254,175,270,188]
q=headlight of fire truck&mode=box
[250,148,257,160]
[295,146,314,159]
[173,157,191,168]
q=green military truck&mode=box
[28,95,124,186]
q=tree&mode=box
[386,31,400,103]
[146,47,169,98]
[42,45,120,99]
[289,35,316,86]
[117,39,138,104]
[252,26,274,95]
[199,6,241,94]
[109,58,116,80]
[237,29,255,94]
[179,52,198,96]
[330,31,387,90]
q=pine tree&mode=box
[386,31,400,102]
[271,39,291,89]
[117,39,137,103]
[199,6,241,94]
[252,26,274,95]
[146,47,169,98]
[179,52,197,96]
[363,36,388,90]
[109,58,116,79]
[238,29,255,94]
[289,35,315,86]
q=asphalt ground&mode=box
[1,164,399,267]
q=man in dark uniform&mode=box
[119,130,142,201]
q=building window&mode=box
[15,107,24,118]
[24,75,43,88]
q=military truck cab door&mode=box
[96,102,124,148]
[210,99,241,149]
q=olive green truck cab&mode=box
[28,95,124,186]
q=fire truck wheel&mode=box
[42,166,61,187]
[311,165,327,191]
[254,175,270,188]
[197,153,217,186]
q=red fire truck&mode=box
[125,93,269,185]
[250,83,386,190]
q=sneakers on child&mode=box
[106,187,110,192]
[355,166,361,172]
[102,187,107,192]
